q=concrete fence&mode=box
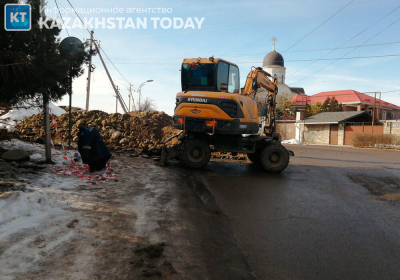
[383,122,400,136]
[276,121,296,141]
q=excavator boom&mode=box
[243,67,278,137]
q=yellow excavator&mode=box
[159,57,293,172]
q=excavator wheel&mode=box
[180,139,211,169]
[259,143,289,173]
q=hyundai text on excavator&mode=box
[159,57,293,172]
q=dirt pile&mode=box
[12,109,249,161]
[211,152,248,161]
[13,110,180,153]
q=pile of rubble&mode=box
[12,109,250,161]
[14,110,180,153]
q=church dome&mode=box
[263,50,284,67]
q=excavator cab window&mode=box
[217,61,229,92]
[181,60,240,93]
[181,63,215,91]
[217,61,240,93]
[228,65,239,93]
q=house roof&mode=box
[290,87,305,95]
[299,111,372,124]
[291,89,400,109]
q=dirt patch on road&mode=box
[348,173,400,201]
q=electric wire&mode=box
[62,0,135,90]
[64,0,90,33]
[290,4,400,75]
[91,53,400,65]
[291,16,400,85]
[283,0,355,53]
[54,0,70,36]
[88,41,400,62]
[55,0,85,40]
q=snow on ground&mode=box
[0,102,65,130]
[0,139,92,277]
[282,139,304,145]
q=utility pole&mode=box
[85,30,94,111]
[115,86,119,113]
[40,0,52,163]
[128,84,132,112]
[94,42,128,113]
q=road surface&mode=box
[198,145,400,280]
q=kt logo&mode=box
[4,4,31,31]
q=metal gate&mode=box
[344,123,383,145]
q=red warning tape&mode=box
[50,161,116,184]
[49,108,67,154]
[47,108,116,184]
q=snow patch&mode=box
[281,139,304,145]
[0,102,66,130]
[30,153,43,161]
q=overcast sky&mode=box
[48,0,400,114]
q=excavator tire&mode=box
[259,143,289,173]
[180,139,211,169]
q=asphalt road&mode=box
[197,145,400,280]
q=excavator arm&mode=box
[242,67,278,137]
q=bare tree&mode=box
[133,97,157,112]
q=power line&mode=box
[286,41,400,54]
[55,0,85,40]
[64,0,90,33]
[285,53,400,62]
[92,53,400,65]
[88,41,400,63]
[62,0,135,90]
[95,43,133,88]
[291,15,400,85]
[283,0,355,53]
[54,0,69,36]
[290,4,400,75]
[381,90,400,93]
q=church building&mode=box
[257,37,305,103]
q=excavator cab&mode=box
[181,58,239,93]
[174,58,262,135]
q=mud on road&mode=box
[0,150,254,280]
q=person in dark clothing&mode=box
[77,126,112,172]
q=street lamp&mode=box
[138,79,153,112]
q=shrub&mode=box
[352,133,400,147]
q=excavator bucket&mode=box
[158,131,185,166]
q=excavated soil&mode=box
[13,110,180,154]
